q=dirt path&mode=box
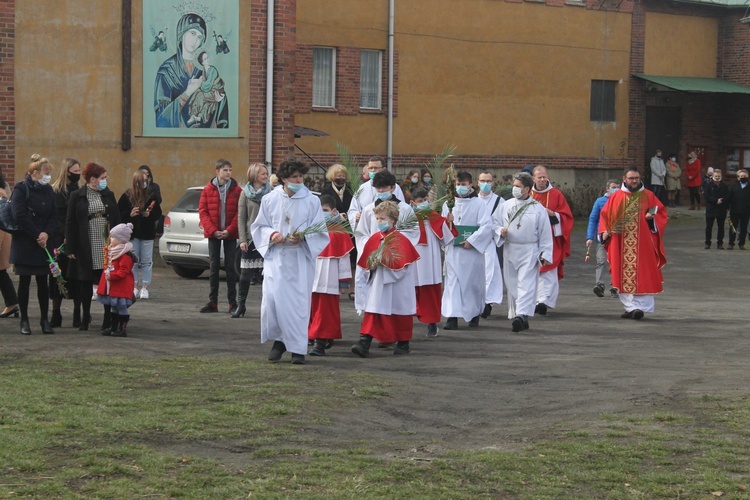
[2,212,747,453]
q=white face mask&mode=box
[512,186,525,199]
[38,174,51,185]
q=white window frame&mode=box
[360,49,382,110]
[312,46,336,108]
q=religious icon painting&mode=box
[142,0,239,137]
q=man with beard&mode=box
[599,167,668,320]
[531,166,573,316]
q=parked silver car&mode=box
[159,186,235,278]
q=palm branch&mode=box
[290,217,353,240]
[335,142,362,197]
[505,200,537,230]
[366,231,406,271]
[602,191,645,234]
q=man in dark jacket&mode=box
[726,169,750,250]
[704,169,729,249]
[198,159,242,313]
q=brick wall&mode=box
[718,12,750,85]
[0,0,13,186]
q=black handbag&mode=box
[0,184,29,235]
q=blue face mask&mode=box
[423,177,432,184]
[98,179,107,191]
[375,191,392,202]
[323,212,332,221]
[417,201,430,211]
[608,187,618,195]
[377,221,391,232]
[287,182,303,193]
[479,182,492,194]
[369,171,376,180]
[455,185,469,196]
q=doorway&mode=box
[645,106,682,186]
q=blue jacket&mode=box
[586,193,610,241]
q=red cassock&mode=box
[416,213,449,324]
[308,231,355,340]
[598,188,668,294]
[532,186,573,279]
[358,229,420,343]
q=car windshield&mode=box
[170,189,202,213]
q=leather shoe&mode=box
[535,303,548,315]
[511,316,524,332]
[621,310,634,319]
[290,354,306,365]
[632,309,644,320]
[200,302,218,313]
[20,319,31,335]
[468,316,480,327]
[480,303,492,319]
[40,320,54,334]
[0,305,19,318]
[443,317,458,330]
[268,341,286,362]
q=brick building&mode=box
[4,0,750,207]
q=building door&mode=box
[645,106,681,185]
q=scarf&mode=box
[242,181,270,204]
[109,241,133,262]
[213,177,229,230]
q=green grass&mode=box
[2,356,750,498]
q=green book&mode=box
[453,225,479,246]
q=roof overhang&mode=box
[669,0,748,7]
[634,74,750,94]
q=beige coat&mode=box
[666,160,682,191]
[0,187,11,270]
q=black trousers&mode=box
[688,186,701,206]
[0,269,18,307]
[729,213,750,247]
[208,238,237,306]
[17,274,49,321]
[705,214,726,245]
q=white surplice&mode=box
[414,217,454,286]
[360,243,418,316]
[441,196,494,321]
[250,185,330,355]
[493,197,553,319]
[353,198,419,311]
[347,180,405,232]
[312,250,352,295]
[477,191,505,305]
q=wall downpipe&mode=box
[387,0,395,169]
[265,0,275,167]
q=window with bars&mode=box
[313,47,335,108]
[590,80,617,122]
[360,50,382,110]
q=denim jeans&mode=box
[131,238,154,287]
[208,238,237,306]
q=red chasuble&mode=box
[598,187,667,294]
[532,185,573,279]
[318,231,354,258]
[357,229,420,271]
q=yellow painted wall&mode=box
[644,12,717,77]
[296,0,632,158]
[15,0,250,209]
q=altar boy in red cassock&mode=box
[308,195,354,356]
[410,186,454,337]
[599,167,668,320]
[352,201,420,358]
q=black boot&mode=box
[249,268,258,286]
[103,313,119,336]
[351,334,373,358]
[268,341,286,362]
[469,315,480,327]
[100,306,112,334]
[443,317,458,330]
[72,298,82,328]
[232,273,250,318]
[309,339,327,356]
[480,303,492,319]
[394,341,411,355]
[50,298,63,327]
[111,314,128,337]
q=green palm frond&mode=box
[335,142,362,197]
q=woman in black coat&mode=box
[10,154,58,335]
[49,157,81,327]
[66,162,121,331]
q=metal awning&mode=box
[634,74,750,94]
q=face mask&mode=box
[479,182,492,194]
[38,174,51,185]
[68,172,80,184]
[334,179,346,187]
[98,179,107,191]
[417,201,430,211]
[377,221,391,232]
[455,185,469,196]
[512,186,525,199]
[287,182,303,193]
[740,178,748,184]
[423,177,432,184]
[375,191,392,201]
[323,212,332,221]
[670,157,676,162]
[143,182,148,189]
[369,171,376,180]
[713,177,722,182]
[608,187,618,195]
[410,176,419,184]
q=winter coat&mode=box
[97,252,135,299]
[10,175,57,268]
[237,191,262,244]
[320,182,353,216]
[52,182,79,248]
[684,159,702,188]
[0,186,11,271]
[118,190,163,241]
[726,180,750,216]
[198,177,241,239]
[704,181,729,218]
[65,186,121,281]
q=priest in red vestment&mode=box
[531,166,573,315]
[599,167,667,319]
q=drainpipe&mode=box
[387,0,394,169]
[265,0,275,168]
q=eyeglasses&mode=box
[625,177,640,181]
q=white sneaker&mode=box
[133,288,140,300]
[140,288,149,299]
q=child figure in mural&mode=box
[187,51,226,126]
[149,30,167,52]
[214,32,230,54]
[153,12,229,129]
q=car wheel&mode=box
[172,264,205,279]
